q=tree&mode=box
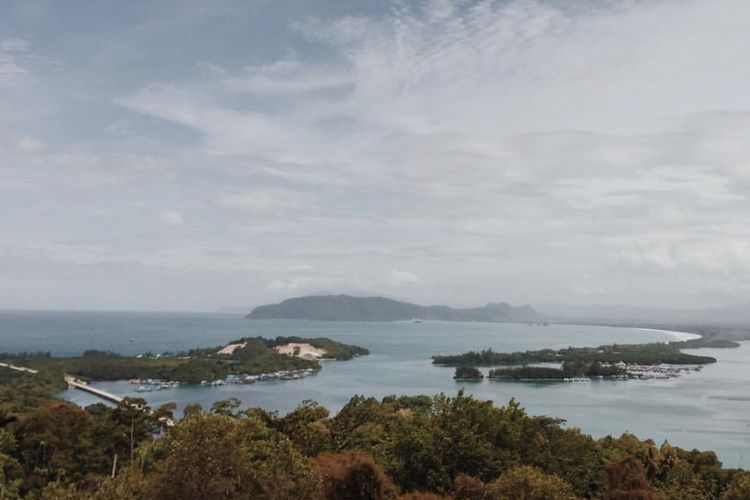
[453,474,491,500]
[109,398,155,462]
[182,403,202,418]
[722,472,750,500]
[14,400,91,485]
[211,398,241,416]
[135,413,321,499]
[312,451,396,500]
[605,457,655,500]
[488,465,577,500]
[277,400,332,456]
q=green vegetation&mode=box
[1,390,748,499]
[453,366,483,380]
[432,342,717,367]
[489,361,623,381]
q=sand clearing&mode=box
[275,342,327,360]
[216,342,247,355]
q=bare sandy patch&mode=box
[275,342,327,360]
[217,342,247,355]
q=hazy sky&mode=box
[2,0,750,311]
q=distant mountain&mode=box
[247,295,546,322]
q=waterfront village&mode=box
[559,363,704,383]
[128,340,332,392]
[129,367,317,392]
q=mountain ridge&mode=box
[247,294,546,322]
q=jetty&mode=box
[64,375,123,404]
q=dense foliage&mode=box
[453,366,483,380]
[433,342,717,367]
[2,390,748,499]
[489,361,622,380]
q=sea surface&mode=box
[1,310,748,468]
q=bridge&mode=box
[64,375,123,404]
[63,375,174,427]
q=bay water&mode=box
[1,311,748,468]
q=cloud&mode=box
[5,1,750,310]
[160,209,185,226]
[217,191,314,217]
[288,263,313,271]
[267,276,310,292]
[16,136,43,153]
[386,269,422,287]
[0,38,29,86]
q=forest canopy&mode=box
[1,390,748,499]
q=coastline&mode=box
[631,327,702,342]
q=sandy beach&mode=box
[635,328,702,342]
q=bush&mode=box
[312,451,396,500]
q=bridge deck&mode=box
[64,375,123,403]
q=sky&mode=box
[2,0,750,312]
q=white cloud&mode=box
[160,209,185,226]
[288,263,313,271]
[218,191,314,217]
[16,136,42,153]
[5,1,750,310]
[1,39,29,52]
[0,38,29,86]
[267,276,310,292]
[386,269,422,287]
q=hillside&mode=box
[247,295,546,322]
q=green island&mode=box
[435,341,722,382]
[433,342,717,367]
[435,326,750,382]
[453,365,484,380]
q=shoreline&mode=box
[630,327,702,342]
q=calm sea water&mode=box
[1,311,748,468]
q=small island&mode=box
[453,365,484,381]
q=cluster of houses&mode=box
[129,378,180,392]
[562,362,702,382]
[199,368,317,387]
[623,363,702,380]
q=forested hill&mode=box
[247,295,546,322]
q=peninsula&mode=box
[0,336,369,408]
[247,294,546,322]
